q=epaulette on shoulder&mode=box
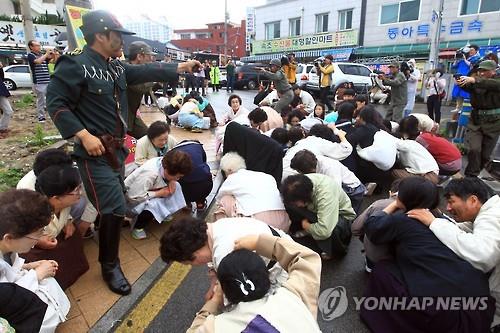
[67,48,83,56]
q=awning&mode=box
[354,38,500,57]
[241,47,353,62]
[0,49,27,58]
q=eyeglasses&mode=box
[24,226,48,241]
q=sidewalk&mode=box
[56,107,217,332]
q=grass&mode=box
[14,93,35,109]
[25,124,59,147]
[0,168,25,191]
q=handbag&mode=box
[433,80,446,100]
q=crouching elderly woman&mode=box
[0,189,70,333]
[215,152,290,232]
[186,234,322,333]
[124,150,192,240]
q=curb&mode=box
[90,161,222,332]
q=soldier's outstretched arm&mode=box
[123,60,202,86]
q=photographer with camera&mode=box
[404,59,420,116]
[28,40,54,123]
[315,54,335,111]
[379,62,407,123]
[451,45,481,115]
[282,53,298,85]
[456,60,500,178]
[425,69,446,124]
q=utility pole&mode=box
[421,0,444,99]
[428,0,444,70]
[21,0,34,51]
[224,0,228,64]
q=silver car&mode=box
[3,64,32,90]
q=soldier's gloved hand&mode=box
[177,60,202,74]
[76,129,106,156]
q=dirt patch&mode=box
[0,92,60,191]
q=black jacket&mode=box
[223,122,283,185]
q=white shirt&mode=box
[259,90,279,107]
[217,169,285,216]
[396,139,439,174]
[219,105,250,125]
[283,136,353,179]
[429,195,500,327]
[298,90,316,114]
[316,155,361,189]
[407,68,421,92]
[0,251,70,333]
[410,113,436,132]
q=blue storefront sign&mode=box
[319,48,353,61]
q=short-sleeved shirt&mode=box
[27,52,50,84]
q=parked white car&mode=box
[295,63,315,88]
[305,62,372,95]
[3,64,32,90]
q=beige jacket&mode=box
[186,235,322,333]
[134,135,178,166]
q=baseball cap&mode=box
[477,60,497,71]
[81,10,135,37]
[128,41,157,59]
[388,61,400,68]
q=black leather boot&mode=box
[98,214,131,295]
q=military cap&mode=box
[129,41,157,59]
[80,10,135,37]
[388,61,400,68]
[477,60,497,71]
[269,58,281,67]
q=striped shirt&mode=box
[27,52,50,84]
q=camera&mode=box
[455,46,471,58]
[400,61,413,74]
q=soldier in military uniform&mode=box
[47,10,201,295]
[457,60,500,177]
[126,41,156,139]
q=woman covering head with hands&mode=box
[186,234,322,333]
[362,177,494,332]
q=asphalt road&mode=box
[141,88,456,333]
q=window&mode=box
[338,64,371,77]
[7,66,29,73]
[289,17,301,36]
[180,33,191,39]
[265,21,280,39]
[315,13,329,33]
[460,0,500,14]
[380,0,420,24]
[338,9,353,30]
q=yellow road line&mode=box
[115,262,192,333]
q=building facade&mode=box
[356,0,500,64]
[170,21,247,59]
[243,0,362,62]
[123,16,172,43]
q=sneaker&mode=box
[131,228,147,240]
[38,117,46,123]
[364,183,377,196]
[191,127,203,133]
